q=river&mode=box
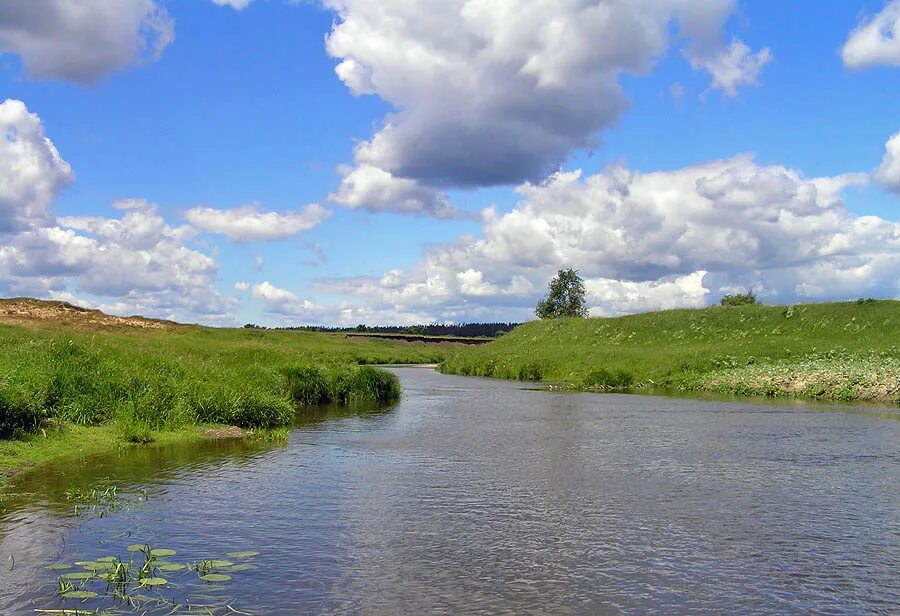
[1,367,898,614]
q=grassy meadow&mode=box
[440,300,900,404]
[0,314,446,475]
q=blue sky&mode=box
[1,0,899,325]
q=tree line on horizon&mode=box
[244,322,521,338]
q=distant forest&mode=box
[244,322,520,338]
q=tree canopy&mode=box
[535,268,588,318]
[720,291,758,306]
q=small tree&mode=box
[535,268,588,319]
[720,291,758,307]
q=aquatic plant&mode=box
[48,542,261,614]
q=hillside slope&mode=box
[0,298,180,330]
[440,300,900,404]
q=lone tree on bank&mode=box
[535,268,588,319]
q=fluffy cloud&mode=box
[842,0,900,69]
[316,154,898,322]
[329,164,460,219]
[0,100,236,324]
[876,131,900,193]
[184,203,331,242]
[0,0,174,83]
[237,281,325,320]
[0,205,238,322]
[0,99,74,231]
[324,0,770,215]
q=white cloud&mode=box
[0,0,174,83]
[323,0,770,216]
[184,203,331,242]
[0,100,236,324]
[842,0,900,69]
[876,130,900,193]
[687,38,773,97]
[210,0,255,9]
[0,99,74,231]
[586,271,709,316]
[0,211,238,323]
[315,155,900,322]
[240,281,325,320]
[329,164,461,218]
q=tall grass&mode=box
[283,364,401,406]
[440,300,900,404]
[0,323,426,440]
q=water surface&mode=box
[1,367,898,614]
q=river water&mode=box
[1,367,899,614]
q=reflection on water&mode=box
[0,368,899,614]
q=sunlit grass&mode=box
[440,300,900,404]
[0,321,444,473]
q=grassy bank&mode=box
[0,316,445,475]
[440,300,900,404]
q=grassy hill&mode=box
[440,300,900,404]
[0,299,448,475]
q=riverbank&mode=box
[0,422,279,486]
[440,300,900,404]
[0,300,447,477]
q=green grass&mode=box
[439,300,900,404]
[0,321,443,474]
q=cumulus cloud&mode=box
[842,0,900,69]
[184,203,331,242]
[586,272,709,316]
[0,99,74,231]
[876,130,900,193]
[0,100,236,324]
[329,164,461,219]
[0,0,174,83]
[323,0,770,216]
[315,155,900,322]
[237,281,325,320]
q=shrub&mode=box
[720,291,758,306]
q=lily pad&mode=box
[157,563,186,572]
[95,556,117,562]
[82,562,114,571]
[139,577,168,586]
[206,559,233,568]
[49,564,74,571]
[126,544,149,552]
[226,550,259,559]
[60,572,94,580]
[199,573,231,582]
[149,548,177,557]
[61,590,99,599]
